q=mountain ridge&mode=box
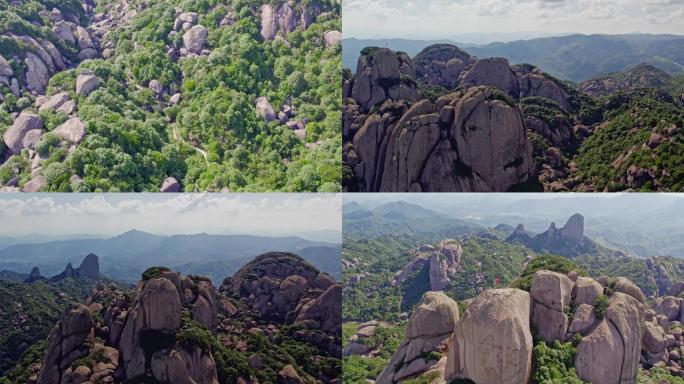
[0,231,341,282]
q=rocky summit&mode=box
[369,270,648,384]
[45,253,101,283]
[344,42,684,192]
[343,45,547,192]
[6,251,341,384]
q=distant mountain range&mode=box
[343,201,481,241]
[343,34,684,82]
[0,230,341,283]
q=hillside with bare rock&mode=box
[1,252,341,383]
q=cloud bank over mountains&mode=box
[343,0,684,41]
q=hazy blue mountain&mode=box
[0,231,340,283]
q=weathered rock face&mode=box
[514,64,572,111]
[414,44,472,89]
[560,213,585,245]
[37,304,94,384]
[118,271,219,381]
[459,58,520,98]
[344,43,587,192]
[3,112,44,154]
[376,292,459,384]
[573,276,603,306]
[294,283,342,336]
[25,266,45,283]
[445,288,533,384]
[23,175,47,192]
[76,70,101,96]
[260,2,322,41]
[351,48,420,113]
[429,254,449,291]
[0,55,12,76]
[446,86,534,192]
[48,254,101,282]
[151,347,219,384]
[345,86,534,192]
[655,296,682,322]
[38,91,71,113]
[221,252,335,323]
[78,253,100,279]
[255,96,276,122]
[25,52,50,93]
[575,292,644,384]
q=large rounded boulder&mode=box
[376,291,459,384]
[575,292,644,384]
[445,288,533,384]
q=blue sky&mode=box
[344,0,684,41]
[0,193,341,239]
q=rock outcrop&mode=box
[559,213,585,245]
[344,42,585,192]
[445,288,533,384]
[530,270,573,342]
[3,112,44,155]
[260,2,324,41]
[76,70,101,96]
[345,84,534,192]
[376,292,459,384]
[414,44,472,89]
[118,270,218,382]
[183,25,208,54]
[160,176,181,192]
[53,117,86,144]
[221,252,336,323]
[36,267,220,384]
[25,266,46,283]
[350,48,420,113]
[37,304,94,384]
[575,292,644,384]
[220,252,341,359]
[395,240,463,293]
[256,96,277,122]
[459,58,520,98]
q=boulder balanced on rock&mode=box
[376,291,459,384]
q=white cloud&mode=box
[0,194,341,240]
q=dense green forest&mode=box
[0,277,112,376]
[0,0,341,192]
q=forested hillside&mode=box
[0,0,341,192]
